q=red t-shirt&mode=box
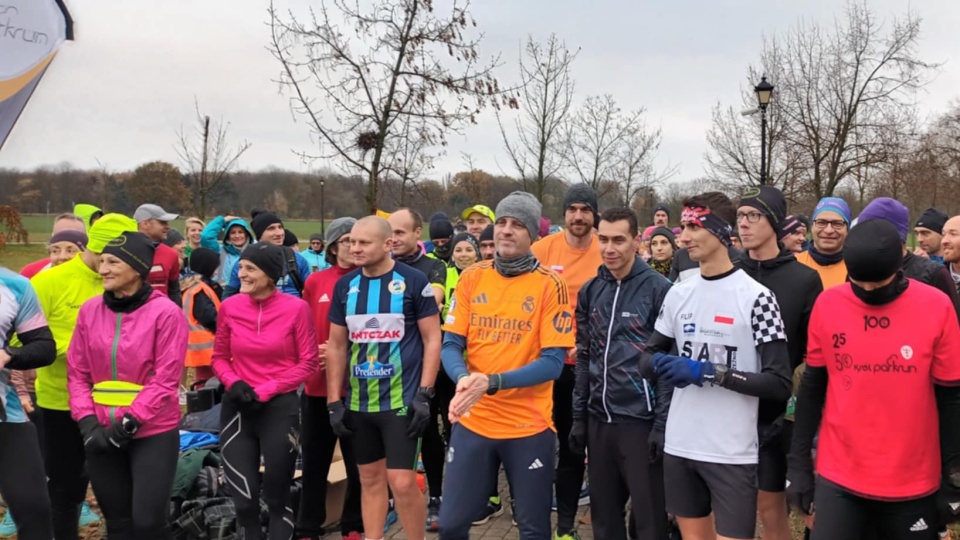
[807,280,960,499]
[148,244,180,297]
[301,264,355,397]
[21,258,51,278]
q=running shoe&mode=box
[384,499,397,533]
[79,502,101,527]
[425,496,441,531]
[554,530,582,540]
[511,499,517,526]
[0,511,15,537]
[471,496,504,526]
[342,532,363,540]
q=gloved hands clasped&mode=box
[653,353,715,388]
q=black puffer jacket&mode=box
[737,248,822,425]
[902,252,960,324]
[573,257,672,426]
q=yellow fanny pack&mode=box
[91,381,143,407]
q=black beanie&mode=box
[251,211,282,241]
[739,185,787,227]
[563,183,599,223]
[102,232,155,279]
[430,219,454,240]
[479,224,494,243]
[650,226,678,251]
[240,243,286,283]
[844,219,903,283]
[189,247,221,279]
[915,207,948,234]
[283,230,299,247]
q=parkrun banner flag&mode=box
[0,0,73,151]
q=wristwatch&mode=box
[120,414,140,436]
[417,386,435,399]
[713,364,730,386]
[486,374,502,396]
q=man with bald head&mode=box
[326,216,442,540]
[942,216,960,295]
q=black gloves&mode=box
[227,380,260,411]
[407,391,432,439]
[786,463,816,515]
[78,415,111,453]
[648,427,665,463]
[328,400,353,438]
[106,421,134,450]
[568,419,587,455]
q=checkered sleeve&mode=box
[751,290,787,346]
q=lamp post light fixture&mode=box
[754,76,775,185]
[320,180,326,237]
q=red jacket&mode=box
[302,264,355,397]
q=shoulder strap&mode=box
[283,247,304,293]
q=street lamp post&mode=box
[754,76,775,185]
[320,180,326,237]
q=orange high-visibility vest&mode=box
[182,281,220,367]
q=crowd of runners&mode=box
[2,183,960,540]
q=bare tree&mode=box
[612,122,677,208]
[706,1,935,200]
[382,114,434,206]
[269,0,514,214]
[563,94,666,202]
[175,100,251,220]
[497,34,578,201]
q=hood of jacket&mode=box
[223,218,254,256]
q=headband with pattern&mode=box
[681,206,733,247]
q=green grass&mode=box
[1,244,49,270]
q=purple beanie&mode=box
[49,230,88,250]
[857,197,909,242]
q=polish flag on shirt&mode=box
[714,313,735,325]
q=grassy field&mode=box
[1,244,48,270]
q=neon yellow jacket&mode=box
[31,256,103,410]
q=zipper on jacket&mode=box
[642,379,653,412]
[257,301,263,335]
[601,281,622,423]
[109,312,122,423]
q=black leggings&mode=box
[554,364,586,533]
[41,407,88,540]
[422,369,455,498]
[296,394,362,536]
[812,477,938,540]
[0,422,53,540]
[86,429,179,539]
[221,392,300,540]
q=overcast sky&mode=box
[2,0,959,184]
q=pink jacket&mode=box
[211,290,319,401]
[67,290,188,437]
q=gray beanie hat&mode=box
[495,191,542,241]
[326,217,358,245]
